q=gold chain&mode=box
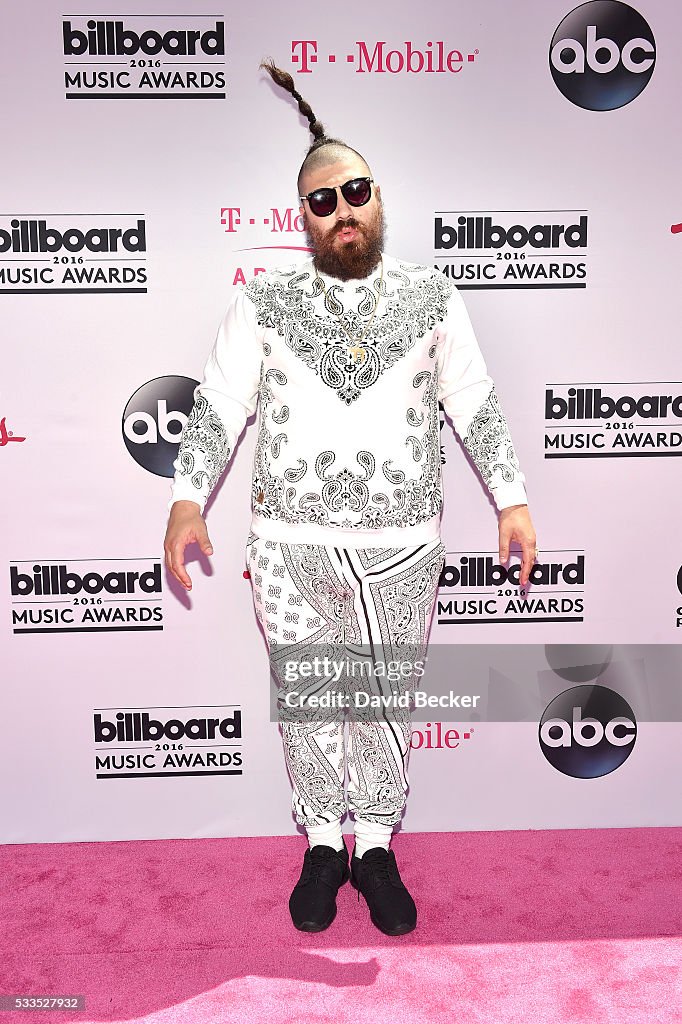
[315,257,384,363]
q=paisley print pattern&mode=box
[174,392,231,501]
[249,363,444,530]
[463,386,523,488]
[243,260,452,405]
[170,254,526,525]
[246,535,446,826]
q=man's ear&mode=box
[299,204,305,221]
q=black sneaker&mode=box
[289,841,350,932]
[350,845,417,935]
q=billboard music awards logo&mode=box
[437,551,585,624]
[545,382,682,457]
[434,210,588,289]
[93,706,243,778]
[291,39,479,75]
[550,1,655,110]
[62,16,226,98]
[123,376,199,478]
[0,215,147,293]
[539,685,636,777]
[9,559,163,633]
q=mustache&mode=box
[331,218,362,236]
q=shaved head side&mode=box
[259,58,370,194]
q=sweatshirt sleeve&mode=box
[167,288,263,515]
[435,282,528,511]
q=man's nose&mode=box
[335,191,354,219]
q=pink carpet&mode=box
[1,828,681,1024]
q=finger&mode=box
[171,542,192,590]
[499,524,512,563]
[198,528,213,556]
[164,546,176,586]
[519,542,535,586]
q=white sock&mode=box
[354,818,393,859]
[306,818,345,852]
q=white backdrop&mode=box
[2,0,681,843]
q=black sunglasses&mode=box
[299,176,374,218]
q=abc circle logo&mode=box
[122,375,199,476]
[550,1,655,110]
[539,684,636,778]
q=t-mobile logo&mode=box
[291,39,479,74]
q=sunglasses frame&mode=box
[299,176,375,217]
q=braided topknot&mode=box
[260,58,371,194]
[260,58,326,142]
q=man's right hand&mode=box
[164,500,214,591]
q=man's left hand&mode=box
[498,504,537,587]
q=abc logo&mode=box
[539,684,636,777]
[122,375,199,476]
[550,1,655,110]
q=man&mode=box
[164,61,537,936]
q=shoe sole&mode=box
[349,876,417,936]
[292,904,337,932]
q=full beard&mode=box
[307,203,385,282]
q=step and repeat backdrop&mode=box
[2,0,681,843]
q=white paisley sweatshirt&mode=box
[167,253,528,546]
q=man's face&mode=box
[299,154,385,281]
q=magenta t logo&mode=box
[291,40,318,72]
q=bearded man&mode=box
[164,60,537,936]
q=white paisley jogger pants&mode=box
[245,531,446,829]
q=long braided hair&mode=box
[259,58,367,189]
